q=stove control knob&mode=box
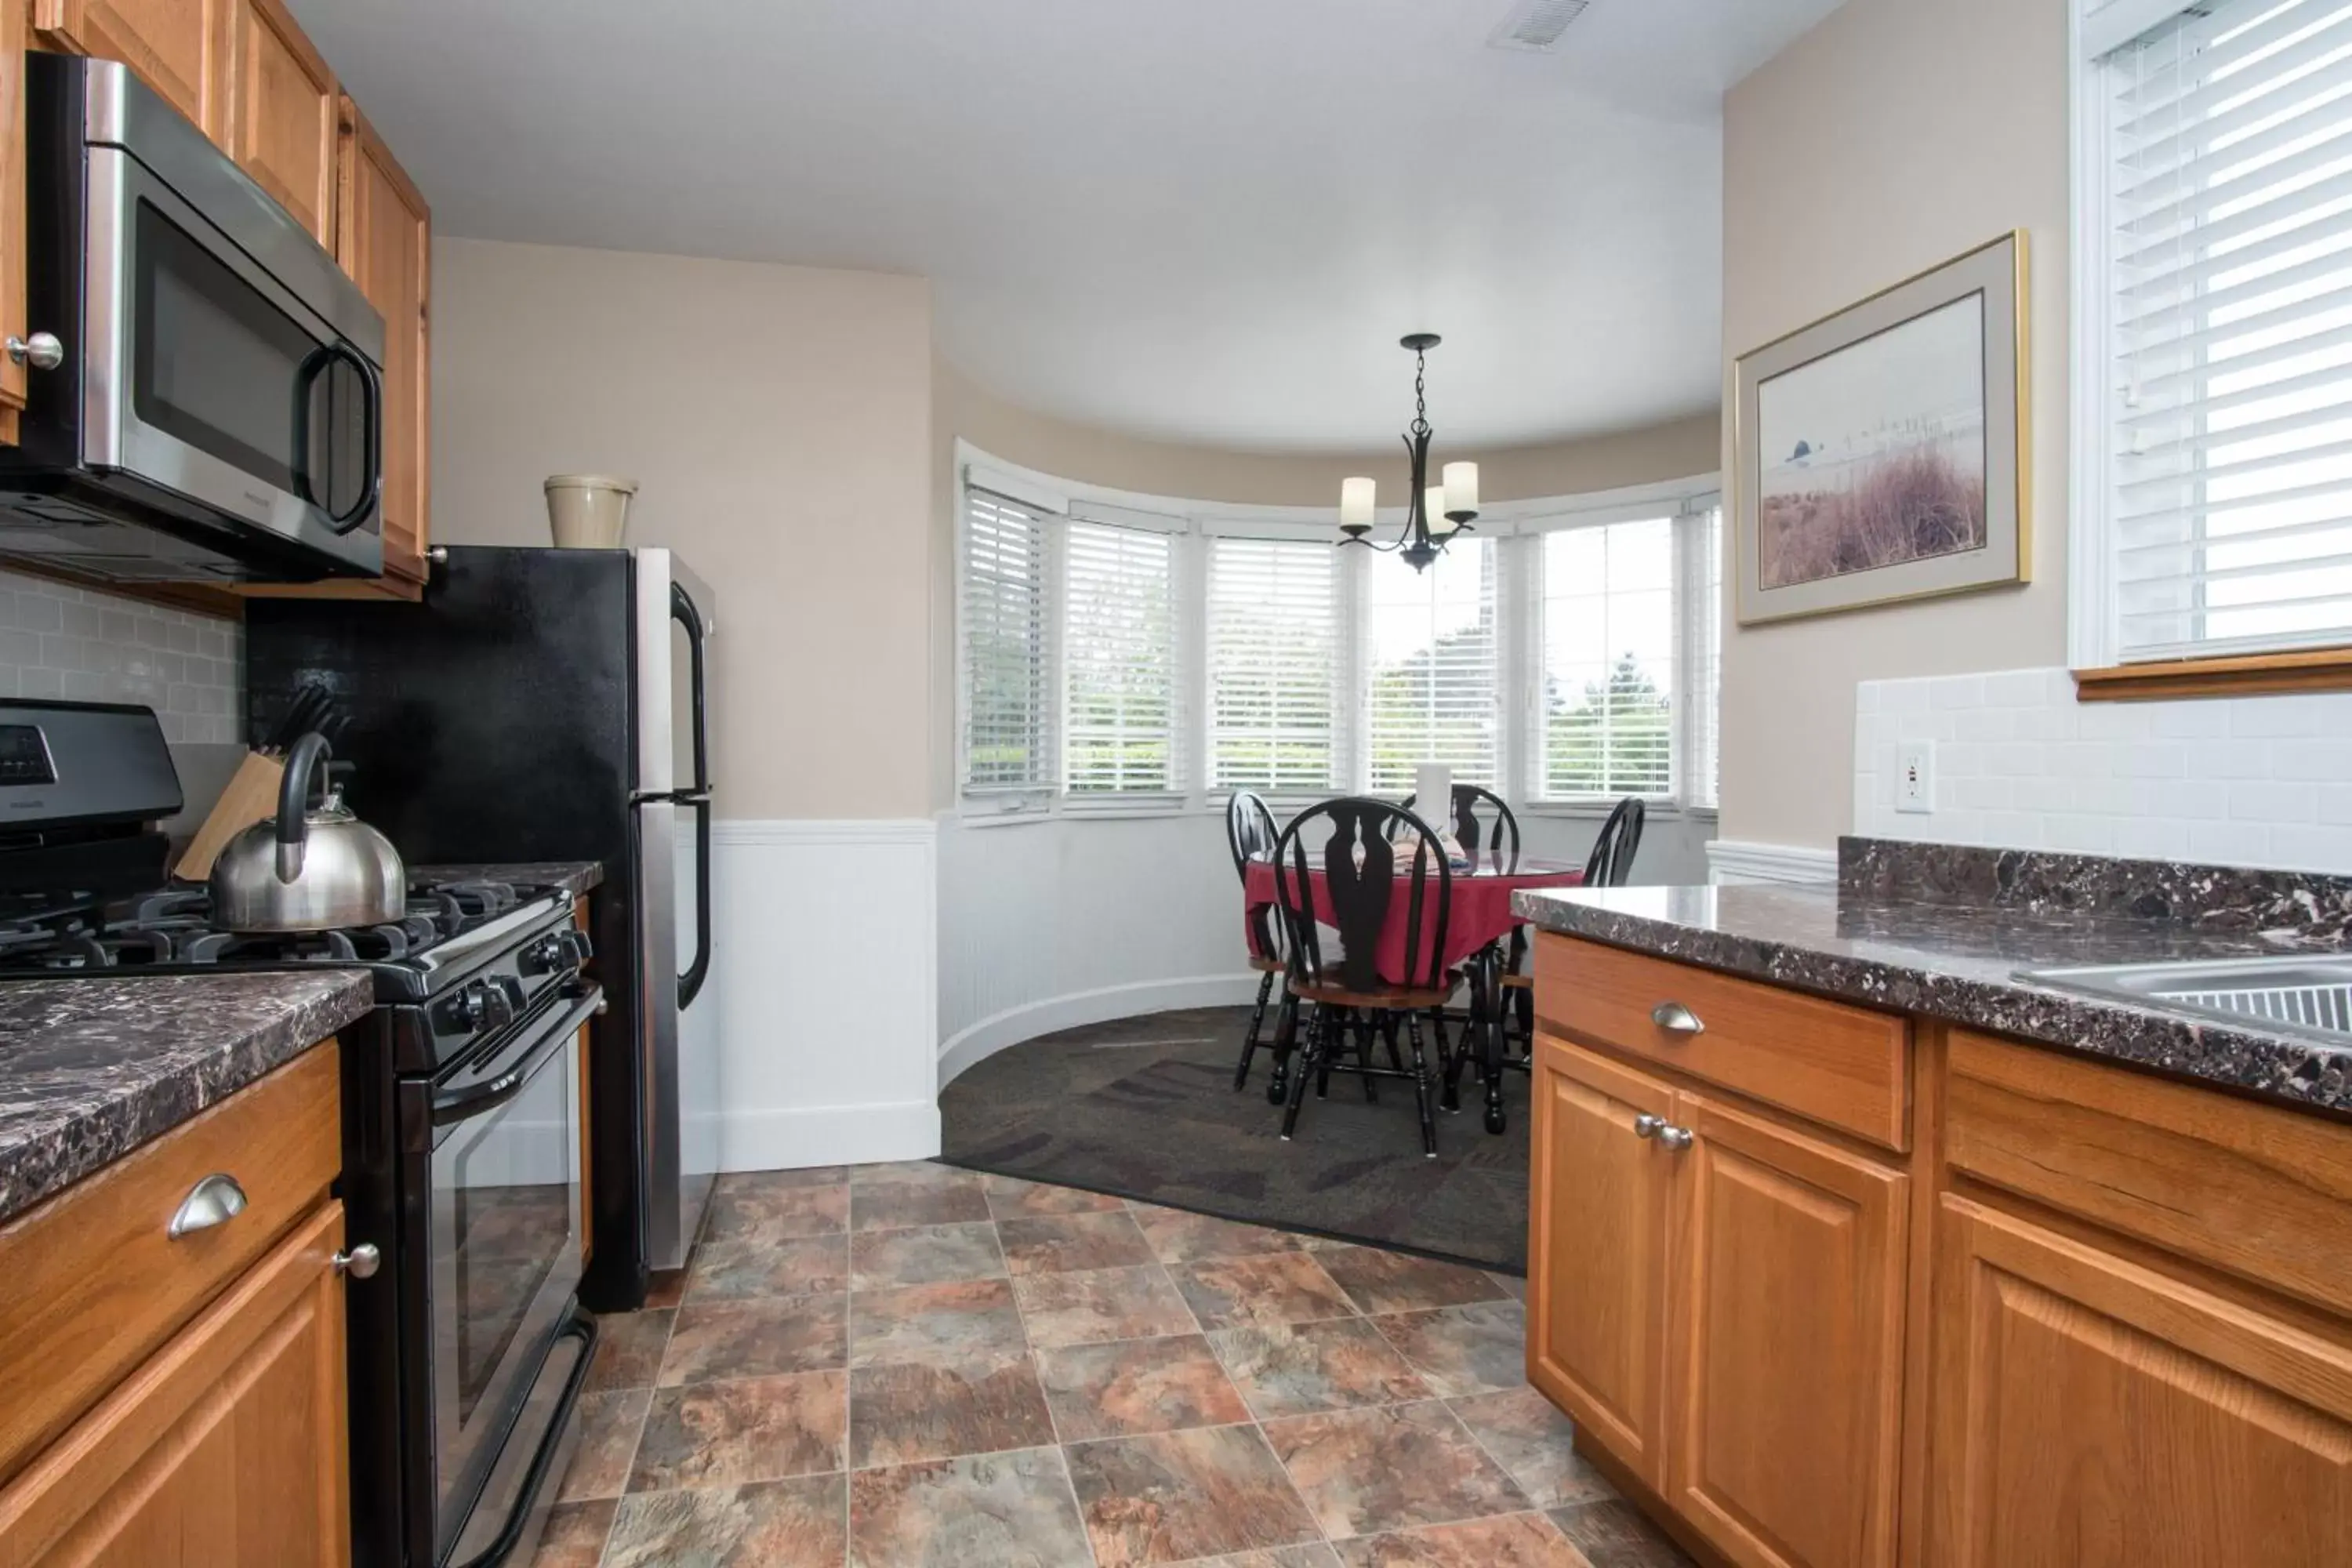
[520,935,574,977]
[459,980,514,1031]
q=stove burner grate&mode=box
[0,877,554,972]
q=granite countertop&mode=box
[412,862,605,898]
[1515,840,2352,1119]
[0,971,372,1228]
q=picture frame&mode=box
[1733,230,2029,625]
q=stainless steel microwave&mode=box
[0,53,385,585]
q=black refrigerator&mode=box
[245,546,717,1311]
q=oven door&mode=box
[85,142,384,575]
[424,985,597,1563]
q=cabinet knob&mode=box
[1657,1124,1696,1152]
[332,1243,381,1279]
[1633,1113,1666,1140]
[167,1172,248,1238]
[6,332,63,371]
[1650,1001,1704,1037]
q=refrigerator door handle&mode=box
[671,582,711,798]
[679,795,712,1011]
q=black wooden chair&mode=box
[1226,790,1297,1100]
[1501,794,1647,1048]
[1271,797,1458,1158]
[1396,782,1520,869]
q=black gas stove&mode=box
[0,698,601,1568]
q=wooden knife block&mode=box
[172,751,285,883]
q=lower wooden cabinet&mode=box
[1530,1036,1676,1488]
[1928,1195,2352,1568]
[1532,935,2352,1568]
[0,1200,350,1566]
[1529,1030,1907,1568]
[1669,1094,1907,1568]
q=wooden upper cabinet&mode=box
[1668,1093,1908,1568]
[34,0,229,140]
[223,0,335,245]
[1929,1195,2352,1568]
[335,97,430,592]
[0,1202,351,1566]
[1528,1033,1679,1490]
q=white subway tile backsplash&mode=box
[0,569,240,742]
[1854,665,2352,874]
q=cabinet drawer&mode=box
[1944,1029,2352,1318]
[0,1043,339,1486]
[1535,934,1911,1151]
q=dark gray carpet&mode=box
[938,1006,1530,1274]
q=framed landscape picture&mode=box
[1733,231,2027,624]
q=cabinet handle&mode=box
[332,1243,381,1279]
[1650,1001,1704,1036]
[5,332,62,371]
[167,1172,248,1238]
[1633,1113,1666,1140]
[1657,1123,1696,1152]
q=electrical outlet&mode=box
[1896,741,1935,815]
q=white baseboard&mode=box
[1705,838,1839,886]
[938,972,1266,1087]
[719,1099,944,1171]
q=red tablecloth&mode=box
[1241,855,1583,987]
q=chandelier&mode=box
[1338,333,1479,572]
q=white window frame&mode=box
[2067,0,2352,669]
[954,438,1719,822]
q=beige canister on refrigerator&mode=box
[545,474,638,547]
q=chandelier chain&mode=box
[1412,348,1432,439]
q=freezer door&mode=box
[631,549,715,801]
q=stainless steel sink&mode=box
[2018,953,2352,1043]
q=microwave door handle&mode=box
[288,344,335,508]
[678,797,712,1011]
[670,581,710,797]
[322,343,382,536]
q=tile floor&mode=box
[535,1161,1696,1568]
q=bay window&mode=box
[955,446,1720,816]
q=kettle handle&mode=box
[276,732,331,883]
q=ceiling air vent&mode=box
[1487,0,1592,53]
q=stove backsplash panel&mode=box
[0,569,245,840]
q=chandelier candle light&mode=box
[1338,333,1479,572]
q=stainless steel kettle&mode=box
[209,731,405,931]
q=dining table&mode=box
[1240,850,1584,1134]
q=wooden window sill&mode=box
[2074,648,2352,702]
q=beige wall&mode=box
[433,238,935,819]
[1719,0,2071,851]
[929,358,1722,809]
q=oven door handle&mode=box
[430,986,601,1128]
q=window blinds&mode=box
[2103,0,2352,659]
[1538,519,1677,800]
[1365,537,1500,792]
[960,488,1050,793]
[1062,520,1178,794]
[1683,506,1723,809]
[1206,535,1341,794]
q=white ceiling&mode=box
[288,0,1844,453]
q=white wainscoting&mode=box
[935,805,1717,1086]
[1705,839,1839,885]
[703,819,940,1171]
